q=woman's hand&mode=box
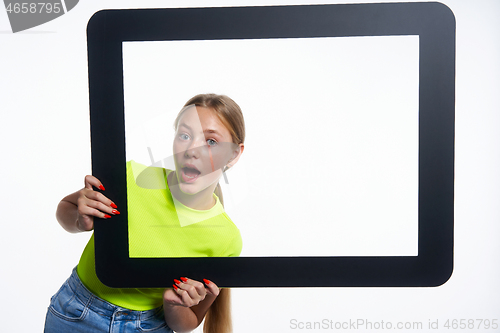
[75,175,118,231]
[163,277,219,308]
[162,277,220,332]
[56,175,119,233]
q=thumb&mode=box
[77,214,94,232]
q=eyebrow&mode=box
[178,123,192,131]
[203,129,222,137]
[178,123,222,137]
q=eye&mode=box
[178,133,190,141]
[207,138,218,147]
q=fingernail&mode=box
[173,284,178,290]
[174,279,181,285]
[180,277,188,282]
[112,210,120,215]
[203,279,210,285]
[99,185,105,191]
[110,203,117,209]
[104,214,111,219]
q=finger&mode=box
[173,280,205,305]
[82,191,119,214]
[78,204,112,219]
[163,288,184,306]
[84,175,105,191]
[76,215,94,231]
[202,279,220,296]
[177,277,207,300]
[172,284,198,307]
[175,286,204,307]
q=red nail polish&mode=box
[99,185,105,191]
[174,279,181,285]
[112,210,120,215]
[104,214,111,219]
[173,284,178,290]
[203,279,210,285]
[180,277,188,282]
[110,203,117,209]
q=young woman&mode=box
[44,94,245,333]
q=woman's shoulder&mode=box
[127,160,172,190]
[217,219,243,257]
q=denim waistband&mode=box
[67,267,163,321]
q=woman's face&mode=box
[172,106,241,196]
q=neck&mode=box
[167,172,216,210]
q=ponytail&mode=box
[203,288,232,333]
[204,181,232,333]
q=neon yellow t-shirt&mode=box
[77,161,242,310]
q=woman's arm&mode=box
[56,175,118,233]
[163,278,219,333]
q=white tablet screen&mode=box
[122,35,419,257]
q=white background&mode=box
[0,0,499,332]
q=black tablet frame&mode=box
[87,2,455,288]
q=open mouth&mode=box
[181,166,201,183]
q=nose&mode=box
[184,137,206,159]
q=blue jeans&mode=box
[44,268,174,333]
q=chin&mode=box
[178,184,199,195]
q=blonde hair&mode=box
[174,94,245,333]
